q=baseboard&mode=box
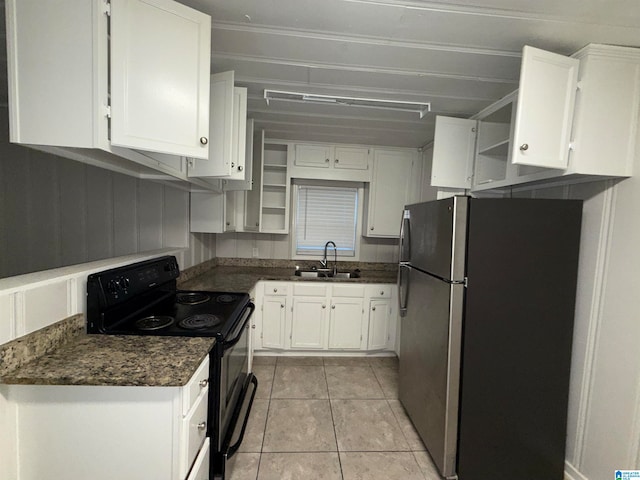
[565,460,589,480]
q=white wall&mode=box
[0,106,216,279]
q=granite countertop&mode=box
[179,261,399,292]
[2,331,215,387]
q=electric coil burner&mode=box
[176,292,211,305]
[179,314,221,330]
[135,315,174,331]
[86,256,257,480]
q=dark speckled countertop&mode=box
[1,258,396,388]
[2,334,214,387]
[179,261,398,292]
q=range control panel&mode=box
[87,256,180,308]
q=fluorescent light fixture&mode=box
[264,89,431,118]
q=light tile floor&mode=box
[227,356,441,480]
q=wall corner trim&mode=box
[565,460,590,480]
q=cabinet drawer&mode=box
[182,356,210,416]
[332,284,365,298]
[366,285,393,299]
[186,437,210,480]
[293,283,328,297]
[264,283,289,296]
[181,386,209,478]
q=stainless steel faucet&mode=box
[321,241,338,276]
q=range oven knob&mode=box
[107,279,119,294]
[120,276,130,289]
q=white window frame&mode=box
[290,180,364,261]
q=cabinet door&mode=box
[224,192,237,232]
[512,46,579,169]
[244,129,264,231]
[431,116,476,188]
[295,144,332,168]
[262,296,288,349]
[291,297,328,349]
[228,87,248,180]
[334,147,370,170]
[366,150,414,238]
[188,71,235,177]
[190,192,224,233]
[329,298,365,350]
[110,0,211,158]
[368,299,390,350]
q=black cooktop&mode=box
[90,290,251,338]
[86,255,251,338]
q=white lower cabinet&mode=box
[368,299,392,350]
[256,281,397,353]
[329,297,365,349]
[291,297,329,349]
[186,438,210,480]
[290,283,330,349]
[7,357,210,480]
[262,295,288,349]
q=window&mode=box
[295,184,359,257]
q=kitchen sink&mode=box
[294,269,360,279]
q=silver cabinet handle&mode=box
[370,227,374,231]
[372,306,376,311]
[331,305,335,309]
[274,288,278,293]
[322,304,326,309]
[520,143,529,151]
[251,324,256,329]
[280,304,284,308]
[197,422,206,431]
[199,379,208,388]
[325,158,330,162]
[335,159,339,163]
[380,291,384,295]
[238,165,244,171]
[200,137,208,145]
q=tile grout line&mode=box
[323,360,346,480]
[254,363,277,480]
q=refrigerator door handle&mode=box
[399,209,411,263]
[398,264,410,317]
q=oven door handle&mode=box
[223,303,255,349]
[224,373,258,460]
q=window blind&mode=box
[296,185,358,256]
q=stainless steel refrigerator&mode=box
[398,196,582,480]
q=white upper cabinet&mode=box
[109,0,211,157]
[430,44,638,192]
[364,149,419,238]
[511,46,579,169]
[431,116,476,189]
[334,147,370,170]
[295,144,332,168]
[6,0,211,174]
[188,71,248,179]
[292,143,371,181]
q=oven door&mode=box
[218,303,254,451]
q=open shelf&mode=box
[478,139,509,157]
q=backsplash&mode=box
[215,232,400,264]
[0,314,84,378]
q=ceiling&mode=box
[2,0,640,149]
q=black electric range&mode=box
[86,255,257,480]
